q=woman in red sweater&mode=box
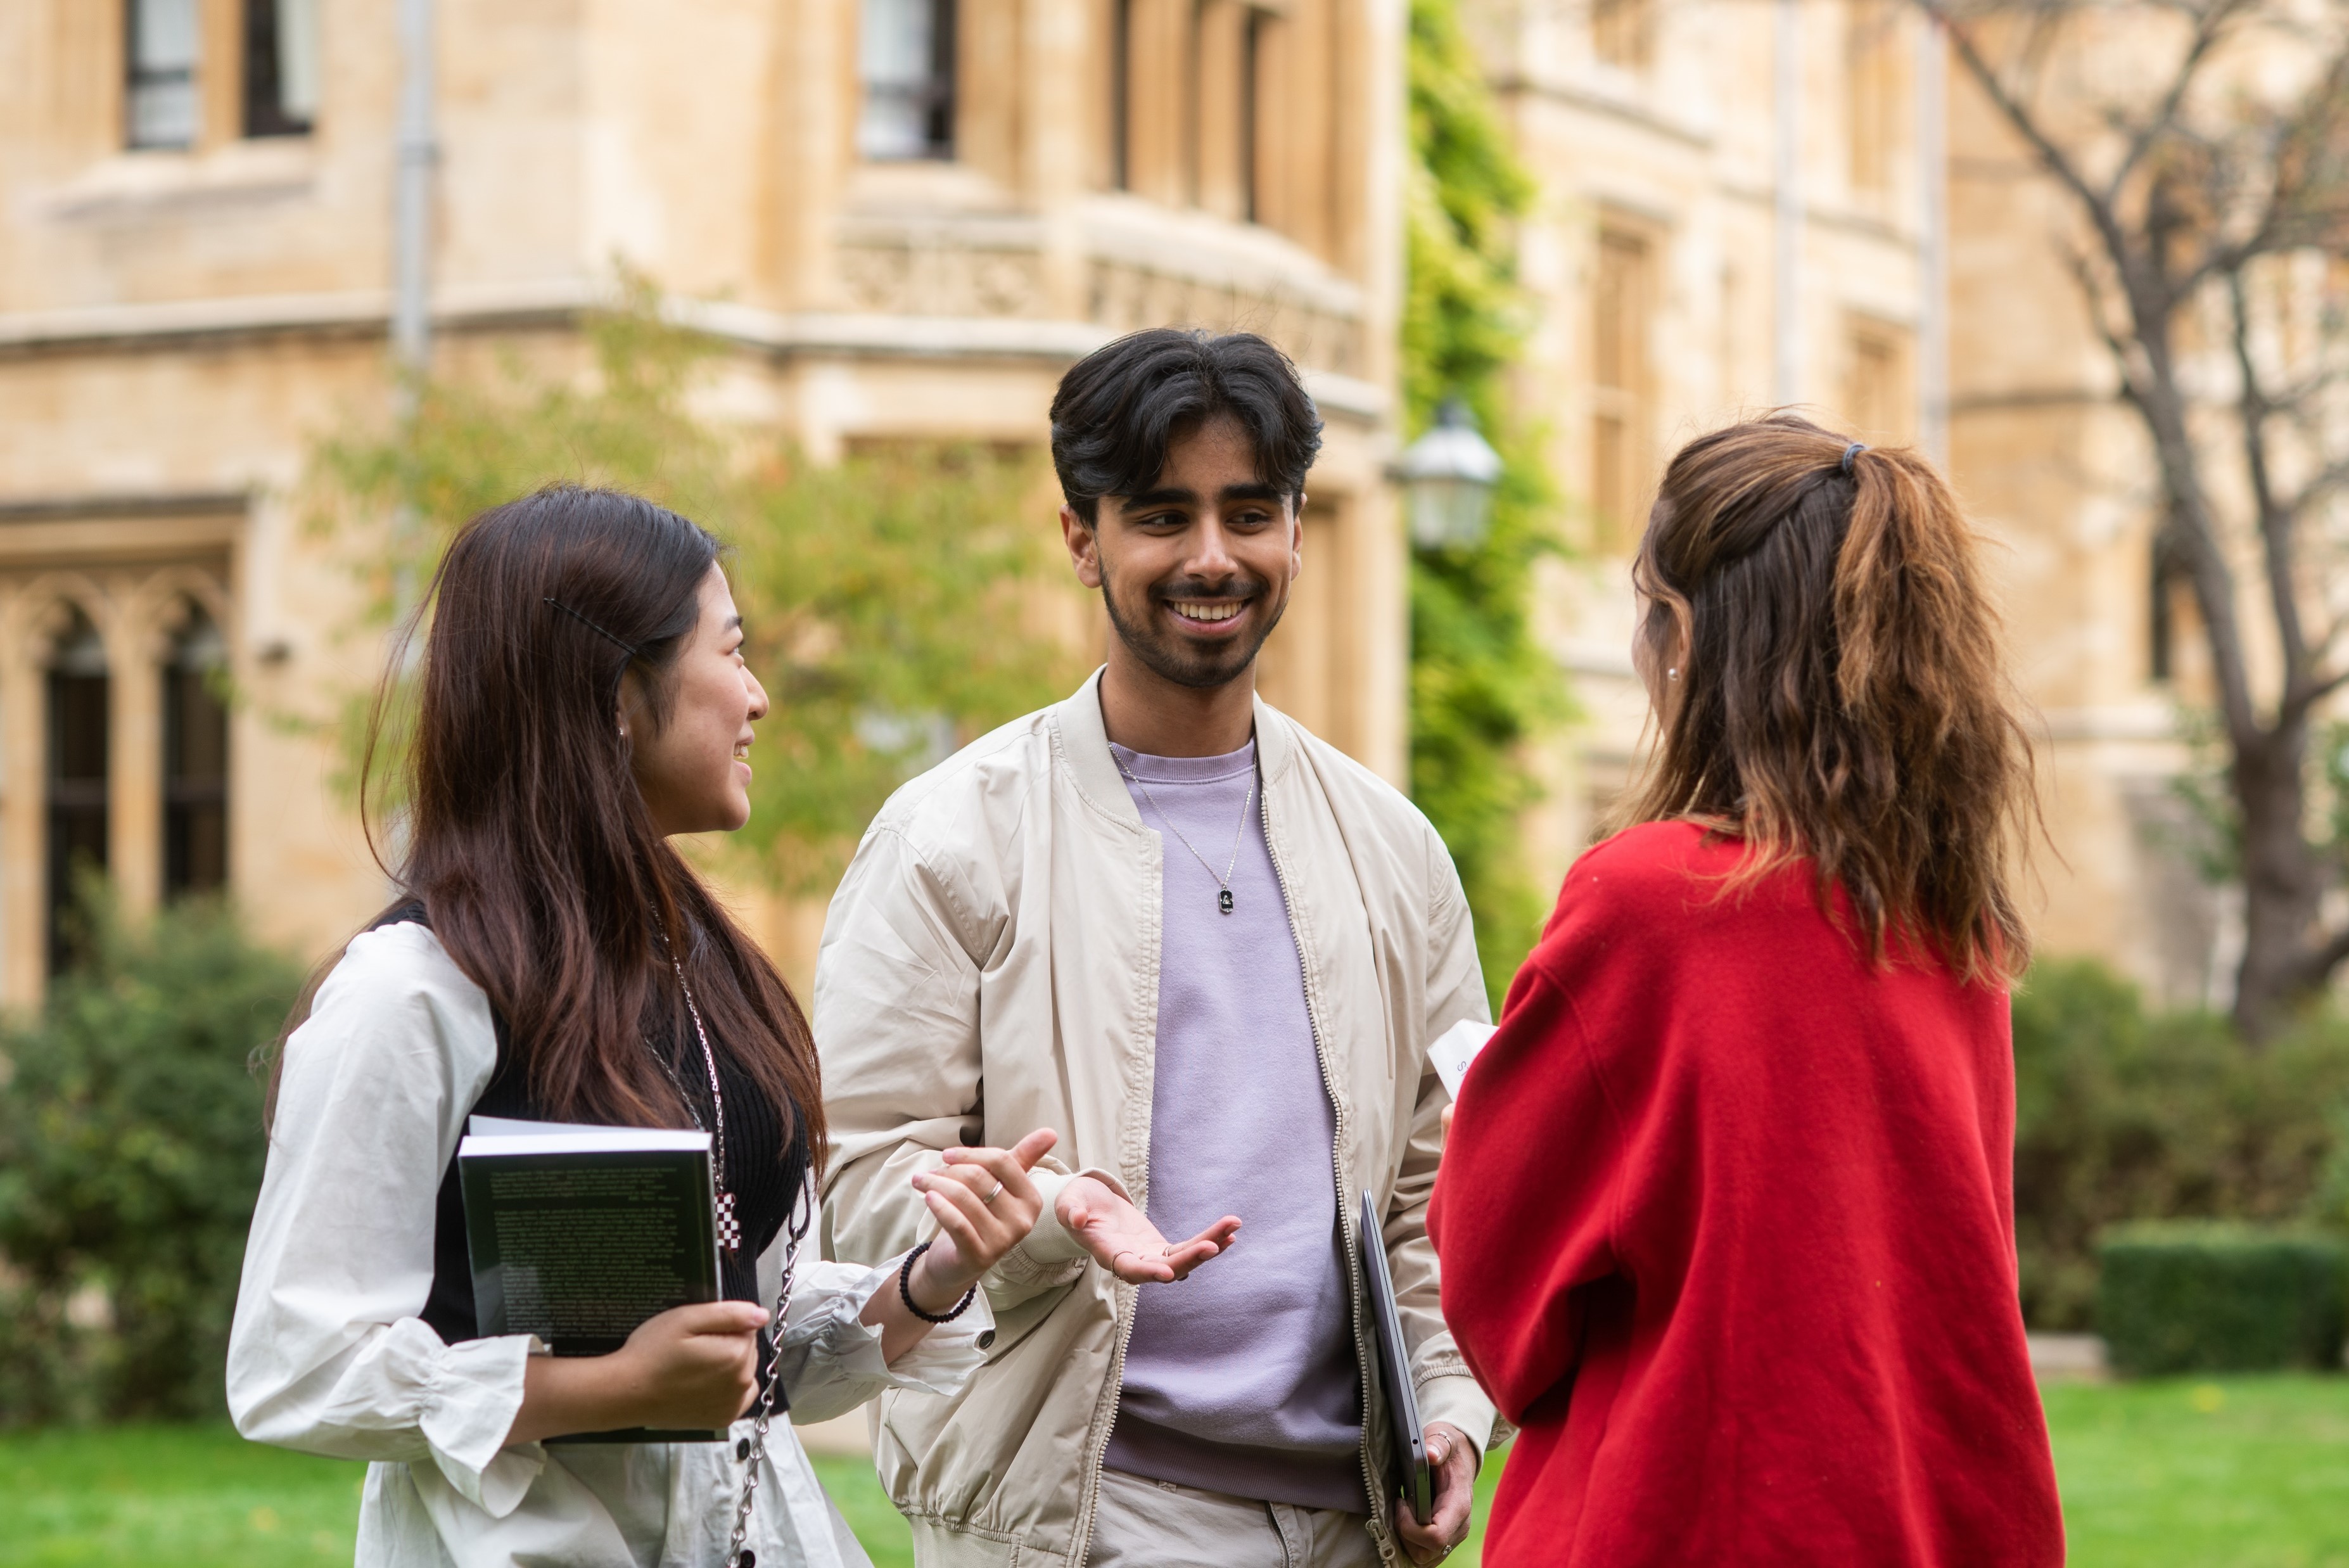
[1428,416,2063,1565]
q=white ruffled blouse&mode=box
[227,921,988,1568]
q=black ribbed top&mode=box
[363,904,808,1353]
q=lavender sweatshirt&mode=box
[1102,740,1364,1512]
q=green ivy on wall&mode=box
[1405,0,1570,1006]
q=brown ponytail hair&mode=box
[1622,414,2035,985]
[269,487,824,1170]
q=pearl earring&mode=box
[1667,668,1679,680]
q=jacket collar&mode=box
[1051,665,1297,830]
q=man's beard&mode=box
[1100,561,1289,691]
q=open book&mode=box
[457,1116,725,1442]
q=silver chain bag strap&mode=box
[725,1178,813,1568]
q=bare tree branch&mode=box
[2225,269,2314,699]
[1913,0,2349,1036]
[2103,0,2258,207]
[1919,2,2141,277]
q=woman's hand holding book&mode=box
[507,1299,771,1445]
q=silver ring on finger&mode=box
[982,1181,1004,1205]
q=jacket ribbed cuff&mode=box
[1416,1370,1503,1464]
[995,1166,1130,1278]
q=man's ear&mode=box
[1289,492,1306,581]
[1061,502,1104,590]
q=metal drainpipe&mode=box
[390,0,436,630]
[392,0,436,391]
[1773,0,1803,405]
[1917,11,1952,468]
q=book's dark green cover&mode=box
[458,1141,724,1443]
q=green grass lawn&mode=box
[2043,1376,2349,1567]
[6,1380,2348,1566]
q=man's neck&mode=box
[1098,646,1257,758]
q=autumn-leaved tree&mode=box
[1921,0,2349,1038]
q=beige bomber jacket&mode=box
[813,670,1501,1568]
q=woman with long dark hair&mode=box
[229,488,1050,1567]
[1429,417,2065,1564]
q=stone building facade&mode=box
[0,0,1411,993]
[3,0,2231,1004]
[1474,0,1949,896]
[1476,0,2215,1001]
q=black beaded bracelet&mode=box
[898,1240,979,1324]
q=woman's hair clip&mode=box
[543,596,639,659]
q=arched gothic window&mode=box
[47,612,110,973]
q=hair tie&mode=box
[542,597,639,659]
[1840,442,1868,476]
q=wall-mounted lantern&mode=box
[1396,398,1504,551]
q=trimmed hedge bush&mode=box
[2096,1221,2346,1376]
[2013,960,2349,1329]
[0,895,302,1424]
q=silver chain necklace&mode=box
[647,926,740,1256]
[664,959,742,1256]
[652,928,812,1566]
[1116,753,1257,915]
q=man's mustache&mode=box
[1150,577,1266,602]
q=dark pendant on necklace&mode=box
[1219,889,1235,915]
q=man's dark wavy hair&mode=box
[1048,328,1324,523]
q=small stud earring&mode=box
[1667,668,1679,680]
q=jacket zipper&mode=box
[1069,836,1162,1568]
[1071,749,1399,1566]
[1259,771,1401,1564]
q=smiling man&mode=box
[815,329,1497,1568]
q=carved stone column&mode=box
[0,587,42,1006]
[108,578,166,921]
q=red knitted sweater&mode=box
[1428,822,2062,1566]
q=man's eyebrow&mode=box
[1119,486,1199,509]
[1220,481,1285,502]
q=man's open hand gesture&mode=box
[1057,1175,1240,1283]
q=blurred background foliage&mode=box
[1403,0,1570,1006]
[2011,959,2349,1330]
[0,893,301,1425]
[314,286,1086,895]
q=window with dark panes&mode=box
[126,0,201,149]
[858,0,956,160]
[244,0,321,137]
[165,611,231,898]
[47,615,110,974]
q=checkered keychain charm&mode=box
[664,947,742,1258]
